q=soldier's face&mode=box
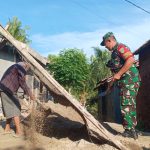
[104,39,113,51]
[104,38,116,51]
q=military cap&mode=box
[100,32,115,46]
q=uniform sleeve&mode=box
[118,44,133,60]
[18,69,32,97]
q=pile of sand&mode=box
[20,101,150,150]
[0,100,149,150]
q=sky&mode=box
[1,0,150,58]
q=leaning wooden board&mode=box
[0,24,127,150]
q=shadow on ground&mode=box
[101,122,119,135]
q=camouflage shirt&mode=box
[110,43,140,84]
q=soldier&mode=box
[100,32,141,139]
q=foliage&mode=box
[85,47,111,97]
[48,48,90,100]
[86,96,99,118]
[7,16,31,44]
[85,47,111,116]
[47,47,111,117]
[90,47,111,86]
[48,54,59,63]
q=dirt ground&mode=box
[0,101,150,150]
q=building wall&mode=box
[0,46,16,116]
[137,47,150,130]
[0,45,51,118]
[0,46,16,79]
[0,45,51,101]
[98,83,122,123]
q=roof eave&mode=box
[134,40,150,55]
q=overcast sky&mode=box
[1,0,150,57]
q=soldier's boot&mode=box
[130,129,138,140]
[122,129,138,140]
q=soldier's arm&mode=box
[113,45,135,80]
[115,57,135,78]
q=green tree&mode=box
[48,54,59,63]
[47,47,111,117]
[86,47,111,117]
[7,16,30,44]
[89,47,111,90]
[48,48,90,101]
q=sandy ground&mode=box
[0,101,150,150]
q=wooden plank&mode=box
[0,25,9,48]
[1,24,47,65]
[16,41,47,66]
[4,24,9,30]
[0,24,127,150]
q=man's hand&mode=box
[112,57,135,82]
[113,73,121,81]
[30,94,35,101]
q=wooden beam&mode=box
[4,24,9,30]
[0,24,127,150]
[1,24,47,66]
[16,41,48,66]
[0,25,9,48]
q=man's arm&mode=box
[113,44,135,80]
[18,70,35,100]
[113,57,135,80]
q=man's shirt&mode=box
[111,43,140,83]
[0,64,32,97]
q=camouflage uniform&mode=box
[110,43,141,130]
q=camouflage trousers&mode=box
[119,81,140,130]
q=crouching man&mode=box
[0,62,35,137]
